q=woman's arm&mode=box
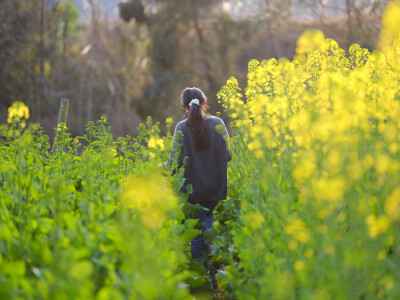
[163,123,184,168]
[216,119,232,162]
[221,121,232,162]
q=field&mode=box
[1,4,400,299]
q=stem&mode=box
[51,98,70,152]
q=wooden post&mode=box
[51,98,70,152]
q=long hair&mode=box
[181,87,210,151]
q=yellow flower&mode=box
[327,150,340,166]
[7,101,30,124]
[156,138,164,149]
[294,260,304,271]
[148,137,164,150]
[378,1,400,54]
[384,188,400,221]
[148,137,156,149]
[313,176,346,203]
[305,248,314,258]
[140,207,165,230]
[366,215,390,238]
[292,151,316,186]
[284,219,310,243]
[165,117,173,125]
[254,150,263,159]
[288,240,298,250]
[120,172,178,230]
[248,139,261,151]
[376,154,390,174]
[363,155,375,168]
[346,161,363,181]
[294,30,325,65]
[245,211,265,229]
[378,250,386,260]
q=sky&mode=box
[72,0,122,21]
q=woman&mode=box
[170,87,232,259]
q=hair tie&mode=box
[189,99,200,107]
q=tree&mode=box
[119,0,250,122]
[295,0,391,49]
[0,0,81,121]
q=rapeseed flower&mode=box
[379,0,400,54]
[148,136,164,150]
[365,215,390,238]
[7,101,30,124]
[121,172,177,230]
[294,260,304,271]
[284,219,310,244]
[384,188,400,221]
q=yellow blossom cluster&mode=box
[165,117,173,125]
[7,101,30,126]
[365,215,390,238]
[284,218,310,248]
[120,172,178,230]
[147,136,164,150]
[218,4,400,297]
[219,34,400,222]
[294,29,326,65]
[378,0,400,54]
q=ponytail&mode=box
[187,104,210,151]
[181,88,210,151]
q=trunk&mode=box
[86,69,93,122]
[345,0,354,46]
[193,15,218,91]
[39,0,50,108]
[49,3,58,108]
[78,65,86,132]
[52,98,70,152]
[62,18,69,65]
[27,65,35,118]
[86,0,99,123]
[265,0,278,57]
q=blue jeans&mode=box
[191,209,214,259]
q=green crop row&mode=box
[0,115,205,299]
[212,36,400,299]
[1,4,400,297]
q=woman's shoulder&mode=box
[175,118,188,129]
[176,115,225,128]
[205,115,224,125]
[206,116,227,131]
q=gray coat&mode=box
[172,115,232,210]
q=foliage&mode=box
[294,30,326,66]
[2,3,400,299]
[0,0,81,111]
[215,33,400,299]
[378,0,400,54]
[118,0,250,121]
[0,110,201,299]
[0,0,394,137]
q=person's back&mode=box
[170,87,231,259]
[174,115,231,210]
